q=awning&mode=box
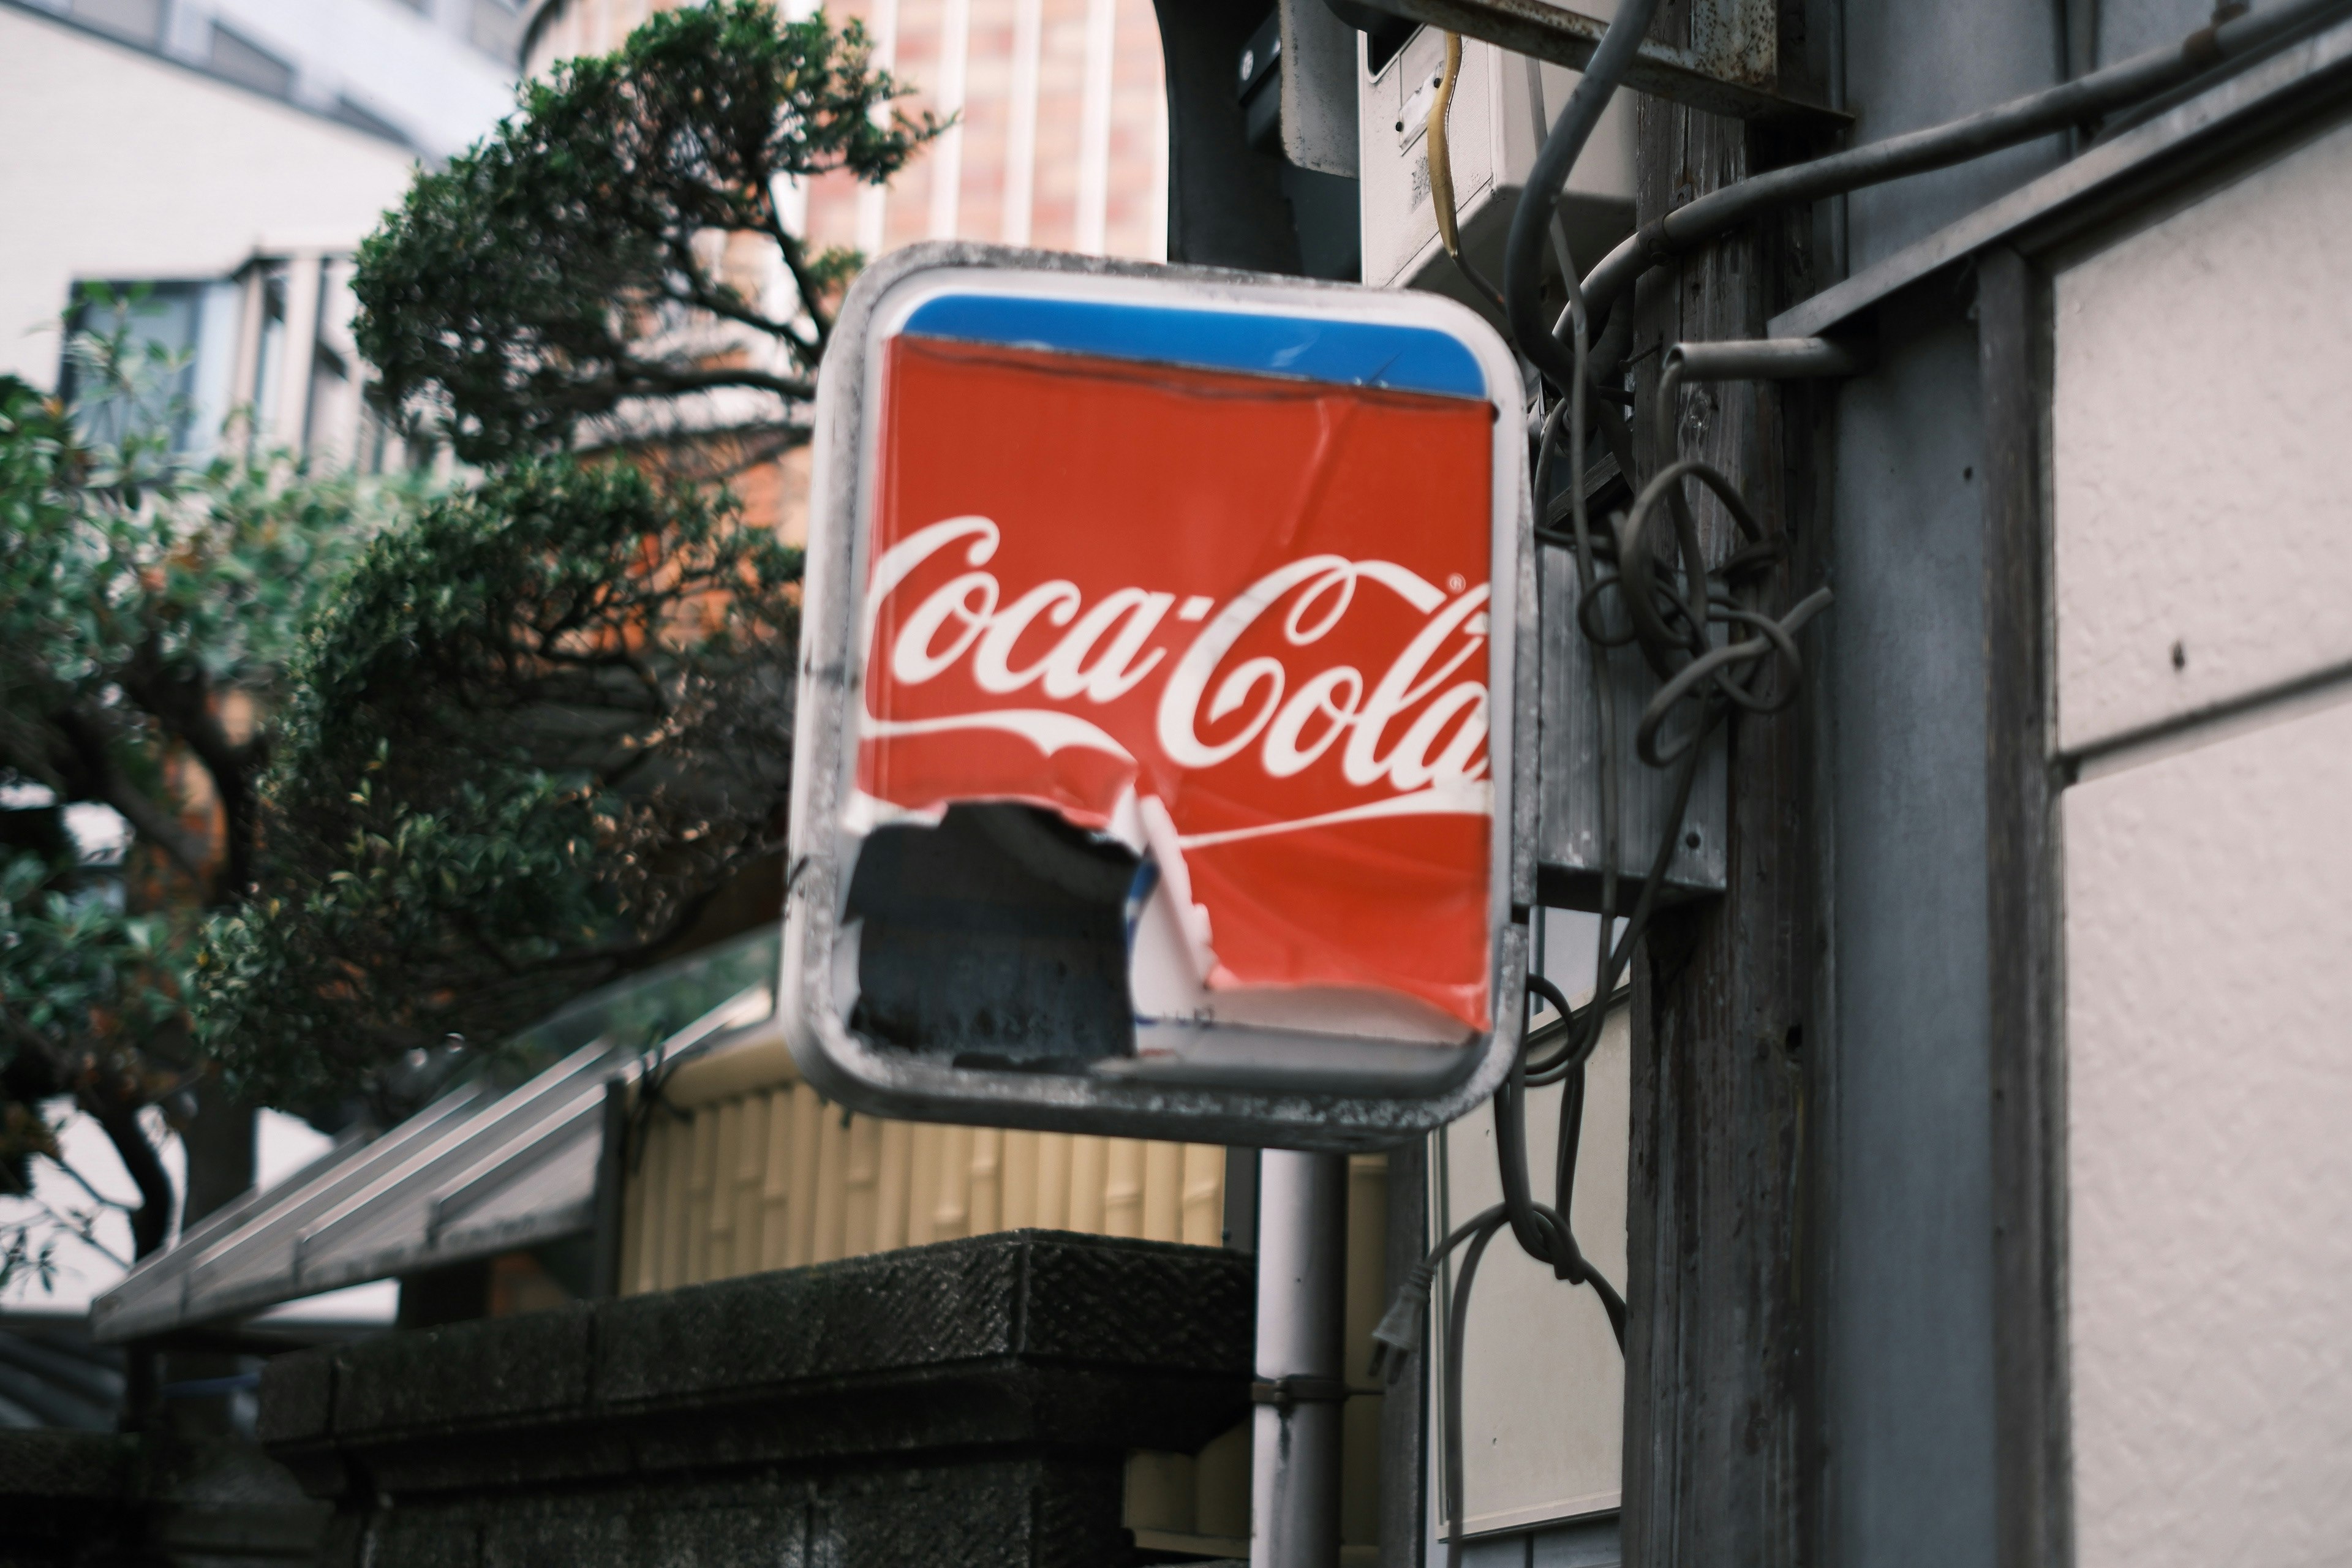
[91,933,781,1344]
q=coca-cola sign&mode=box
[861,334,1497,1028]
[785,247,1529,1145]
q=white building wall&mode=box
[179,0,516,156]
[2052,117,2352,755]
[2062,700,2352,1568]
[17,0,518,156]
[0,5,422,390]
[2052,114,2352,1568]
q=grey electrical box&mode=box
[1534,538,1729,910]
[1359,18,1635,315]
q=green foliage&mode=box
[0,332,396,896]
[195,459,801,1109]
[9,2,909,1292]
[0,856,186,1070]
[0,301,397,1271]
[355,0,941,463]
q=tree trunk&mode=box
[91,1101,173,1261]
[180,1077,256,1229]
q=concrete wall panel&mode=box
[2063,695,2352,1568]
[2051,116,2352,754]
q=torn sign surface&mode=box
[854,330,1498,1033]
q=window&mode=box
[69,0,165,46]
[331,94,409,145]
[207,22,295,99]
[470,0,527,65]
[58,281,241,460]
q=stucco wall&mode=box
[2052,116,2352,754]
[0,6,420,388]
[2061,697,2352,1568]
[2054,115,2352,1568]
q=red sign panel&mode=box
[859,336,1498,1029]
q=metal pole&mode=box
[1251,1148,1348,1568]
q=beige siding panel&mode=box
[686,1104,722,1284]
[759,1088,794,1270]
[1142,1140,1182,1243]
[1001,1131,1039,1230]
[1104,1138,1144,1238]
[785,1085,824,1268]
[620,1115,656,1294]
[733,1093,767,1274]
[1068,1136,1107,1234]
[968,1128,1003,1234]
[933,1125,974,1242]
[810,1102,849,1265]
[841,1114,883,1259]
[660,1106,696,1291]
[707,1098,743,1281]
[905,1123,944,1248]
[873,1120,913,1251]
[617,1069,1243,1300]
[1180,1144,1223,1246]
[1035,1134,1071,1229]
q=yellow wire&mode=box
[1427,32,1468,262]
[1425,32,1505,312]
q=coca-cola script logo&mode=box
[856,334,1499,1030]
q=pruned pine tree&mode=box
[195,2,940,1114]
[197,461,799,1109]
[355,0,941,470]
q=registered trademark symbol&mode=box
[1447,573,1466,592]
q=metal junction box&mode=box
[1359,15,1635,315]
[1534,540,1729,910]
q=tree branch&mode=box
[86,1100,172,1260]
[41,1155,134,1215]
[119,653,262,905]
[7,1195,131,1270]
[760,198,835,354]
[605,358,818,404]
[48,706,214,884]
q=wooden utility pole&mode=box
[1620,3,1833,1563]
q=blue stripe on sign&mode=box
[899,293,1491,401]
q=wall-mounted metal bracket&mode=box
[1343,0,1849,128]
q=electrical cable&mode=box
[1559,0,2349,353]
[1427,32,1508,314]
[1501,0,1663,392]
[1398,21,1662,1544]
